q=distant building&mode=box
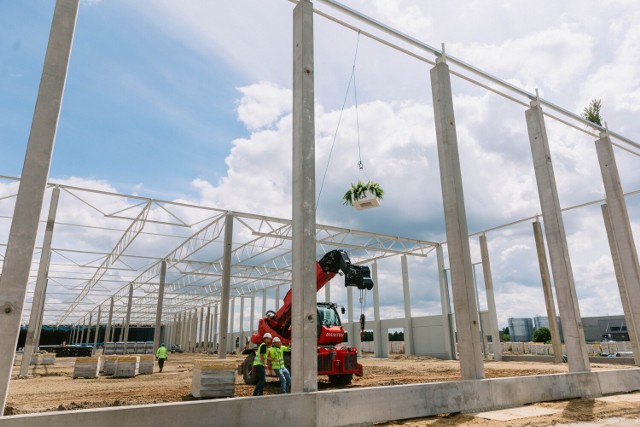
[582,315,628,342]
[533,316,563,341]
[508,317,534,342]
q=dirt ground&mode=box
[6,353,640,425]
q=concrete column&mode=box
[199,307,204,352]
[526,101,590,372]
[204,306,211,354]
[172,314,178,347]
[93,306,101,349]
[291,0,317,395]
[347,287,354,346]
[229,298,235,353]
[213,304,219,353]
[479,235,502,361]
[70,326,76,344]
[325,278,331,303]
[602,205,640,364]
[0,0,79,410]
[275,286,280,311]
[250,297,255,337]
[119,317,125,342]
[437,245,455,360]
[182,312,188,350]
[218,213,233,359]
[261,289,267,317]
[20,187,60,378]
[431,59,484,379]
[85,313,93,347]
[596,134,640,366]
[123,284,133,342]
[79,321,85,344]
[239,297,245,351]
[153,260,167,351]
[191,309,198,353]
[401,255,414,356]
[104,297,114,343]
[533,221,564,363]
[372,261,384,357]
[177,313,183,348]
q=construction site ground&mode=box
[6,353,640,426]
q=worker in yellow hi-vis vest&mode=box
[252,332,272,396]
[268,337,291,394]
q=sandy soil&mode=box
[6,353,640,426]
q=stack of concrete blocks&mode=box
[115,342,125,355]
[104,342,116,355]
[41,353,56,365]
[113,355,139,378]
[72,356,100,379]
[138,355,154,375]
[144,341,154,354]
[125,342,136,355]
[29,354,39,365]
[102,355,118,374]
[191,359,236,398]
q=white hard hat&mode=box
[272,337,281,343]
[263,333,272,339]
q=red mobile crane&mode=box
[239,249,373,385]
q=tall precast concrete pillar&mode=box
[204,306,211,354]
[191,309,198,353]
[153,260,167,351]
[229,298,235,353]
[596,133,640,365]
[123,284,133,342]
[526,100,589,372]
[0,0,79,410]
[79,320,85,344]
[275,286,280,310]
[261,290,267,318]
[479,235,502,361]
[347,287,354,346]
[213,304,219,353]
[93,306,101,349]
[104,297,114,343]
[533,221,563,363]
[239,297,245,351]
[436,245,455,359]
[401,255,414,356]
[218,213,233,359]
[20,187,60,378]
[119,317,125,342]
[431,59,484,379]
[249,297,255,337]
[325,278,331,303]
[371,261,384,357]
[199,307,204,352]
[602,204,640,364]
[291,0,317,395]
[85,313,93,347]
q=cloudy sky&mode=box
[1,0,640,331]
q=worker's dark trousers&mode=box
[158,358,166,372]
[253,365,266,396]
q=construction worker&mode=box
[268,337,291,394]
[252,332,272,396]
[156,343,168,373]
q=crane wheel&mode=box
[242,353,259,385]
[328,374,352,386]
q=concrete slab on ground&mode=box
[475,405,561,421]
[596,392,640,403]
[559,418,640,427]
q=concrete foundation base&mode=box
[1,369,639,426]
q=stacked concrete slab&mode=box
[138,355,154,374]
[41,353,56,365]
[102,355,118,375]
[72,356,100,379]
[113,356,139,378]
[191,359,236,398]
[114,342,125,355]
[29,354,39,365]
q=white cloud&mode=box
[236,82,292,131]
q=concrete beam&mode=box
[218,213,233,359]
[0,0,79,410]
[532,221,563,363]
[430,59,484,379]
[596,133,640,366]
[291,0,317,395]
[20,187,60,378]
[526,102,589,372]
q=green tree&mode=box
[499,327,510,342]
[532,326,551,343]
[582,99,603,126]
